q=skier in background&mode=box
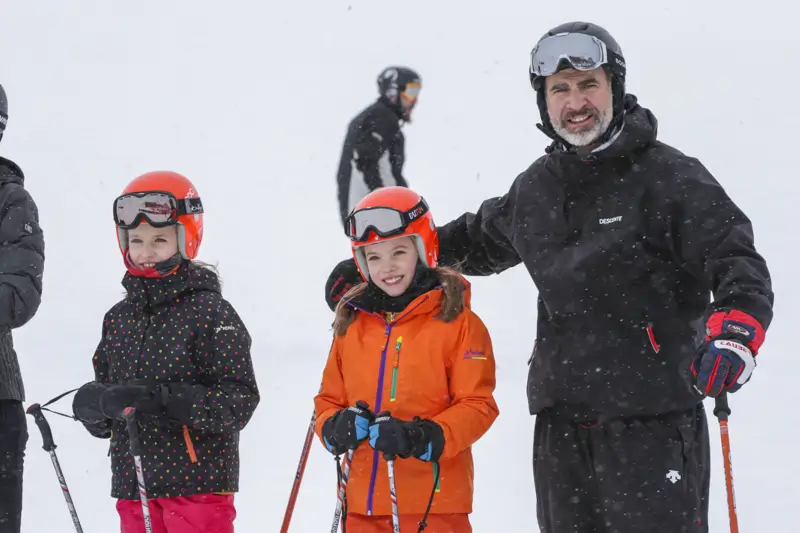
[323,22,774,533]
[336,66,421,228]
[72,170,259,533]
[317,186,498,532]
[0,82,46,533]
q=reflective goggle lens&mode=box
[115,192,178,228]
[347,207,406,241]
[530,32,607,77]
[402,83,421,101]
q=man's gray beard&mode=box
[553,107,612,147]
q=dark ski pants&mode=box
[533,403,710,533]
[0,400,27,533]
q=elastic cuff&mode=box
[163,382,202,425]
[706,310,766,354]
[418,420,445,462]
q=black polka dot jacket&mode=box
[81,261,260,500]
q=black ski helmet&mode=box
[0,84,7,143]
[377,66,421,116]
[529,22,626,145]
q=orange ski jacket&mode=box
[314,277,499,517]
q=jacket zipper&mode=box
[389,337,403,403]
[131,311,151,379]
[366,322,394,516]
[139,310,197,464]
[365,296,429,516]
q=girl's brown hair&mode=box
[332,266,466,336]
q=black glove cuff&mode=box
[413,419,445,462]
[322,411,348,454]
[321,411,339,443]
[162,382,201,425]
[72,381,109,424]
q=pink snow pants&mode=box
[117,494,236,533]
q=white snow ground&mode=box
[0,1,797,531]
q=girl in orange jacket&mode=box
[314,186,499,533]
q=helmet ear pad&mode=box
[353,234,432,283]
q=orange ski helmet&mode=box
[113,170,204,260]
[345,186,438,282]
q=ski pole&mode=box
[371,410,401,533]
[330,449,355,533]
[329,401,374,533]
[25,403,85,533]
[713,392,739,533]
[123,407,153,533]
[280,410,316,533]
[385,455,400,533]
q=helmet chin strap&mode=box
[124,252,183,278]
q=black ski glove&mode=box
[98,380,167,419]
[325,258,361,312]
[321,401,374,456]
[72,381,110,424]
[368,411,445,462]
[157,381,208,426]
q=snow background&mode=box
[0,0,796,530]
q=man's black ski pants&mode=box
[533,402,710,533]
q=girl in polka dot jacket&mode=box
[71,171,260,533]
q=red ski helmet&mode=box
[113,170,204,260]
[345,186,438,282]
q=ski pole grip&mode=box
[26,403,57,452]
[713,392,731,421]
[123,407,144,456]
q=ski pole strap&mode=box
[416,462,440,532]
[29,387,81,421]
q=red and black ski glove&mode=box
[325,258,361,312]
[692,310,765,397]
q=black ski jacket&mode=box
[79,262,260,499]
[436,94,774,421]
[336,98,408,226]
[0,156,44,402]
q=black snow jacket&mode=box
[79,262,260,499]
[0,156,44,402]
[336,98,408,226]
[436,94,774,422]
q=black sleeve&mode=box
[163,297,260,435]
[670,162,774,331]
[353,111,400,191]
[436,174,524,276]
[0,184,44,329]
